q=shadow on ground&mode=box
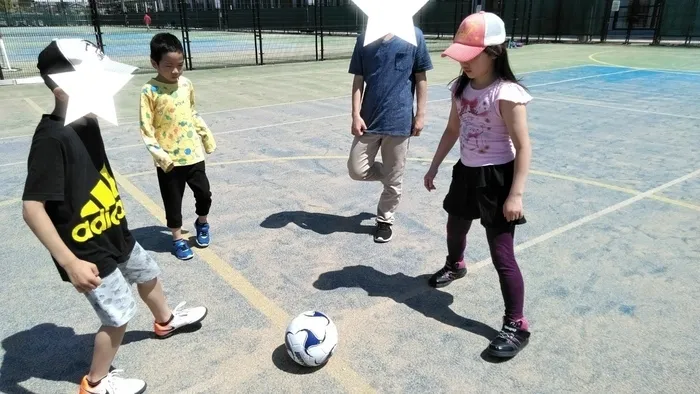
[0,324,151,394]
[271,344,328,375]
[130,226,191,253]
[261,211,375,235]
[313,265,499,341]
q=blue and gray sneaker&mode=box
[194,219,210,247]
[173,239,194,260]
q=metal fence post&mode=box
[554,0,563,42]
[524,0,532,44]
[511,0,519,41]
[625,0,636,44]
[600,0,613,43]
[252,5,259,65]
[319,0,325,61]
[178,0,192,69]
[314,1,319,61]
[88,0,104,52]
[0,31,4,81]
[652,0,665,45]
[0,47,3,80]
[687,0,700,44]
[255,0,263,65]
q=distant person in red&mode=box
[144,13,152,31]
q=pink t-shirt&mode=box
[451,79,532,167]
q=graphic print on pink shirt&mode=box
[451,79,532,167]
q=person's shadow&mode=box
[130,225,175,253]
[260,211,375,235]
[313,265,500,342]
[130,226,194,253]
[0,324,152,394]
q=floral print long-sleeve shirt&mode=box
[139,76,216,172]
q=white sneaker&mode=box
[154,301,208,339]
[79,370,146,394]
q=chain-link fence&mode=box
[1,0,699,80]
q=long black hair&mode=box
[451,43,526,97]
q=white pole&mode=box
[0,32,15,71]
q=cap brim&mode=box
[441,43,486,63]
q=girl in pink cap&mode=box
[423,11,533,359]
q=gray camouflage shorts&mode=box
[84,242,161,327]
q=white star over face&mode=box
[352,0,429,47]
[48,68,134,126]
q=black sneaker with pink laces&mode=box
[487,319,531,358]
[428,258,467,288]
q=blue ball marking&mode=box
[301,329,321,350]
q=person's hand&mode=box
[424,166,438,191]
[503,195,524,222]
[64,258,102,293]
[412,115,425,136]
[351,115,367,136]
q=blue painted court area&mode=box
[3,27,273,62]
[0,64,699,393]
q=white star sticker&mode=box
[48,68,134,126]
[352,0,429,47]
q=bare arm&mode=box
[23,201,77,266]
[352,75,364,119]
[412,72,429,136]
[23,201,101,292]
[424,98,461,191]
[351,75,367,136]
[414,72,428,119]
[501,101,531,198]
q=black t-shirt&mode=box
[22,114,135,282]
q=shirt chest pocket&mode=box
[395,51,412,71]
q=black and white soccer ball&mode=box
[284,311,338,367]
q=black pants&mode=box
[157,161,212,229]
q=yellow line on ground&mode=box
[588,51,623,68]
[355,168,700,319]
[23,97,45,115]
[111,169,376,394]
[588,51,700,74]
[122,156,699,213]
[0,198,21,208]
[529,169,642,194]
[648,195,700,212]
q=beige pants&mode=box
[347,133,410,224]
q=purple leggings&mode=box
[446,215,525,321]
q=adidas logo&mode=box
[71,166,126,243]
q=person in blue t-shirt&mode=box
[347,27,434,243]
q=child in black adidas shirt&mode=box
[21,39,208,394]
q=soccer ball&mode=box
[285,311,338,367]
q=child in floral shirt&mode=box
[139,33,217,260]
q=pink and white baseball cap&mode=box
[442,11,507,63]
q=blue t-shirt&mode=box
[348,28,433,137]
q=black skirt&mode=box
[443,160,527,228]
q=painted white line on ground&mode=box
[466,167,700,272]
[0,198,21,208]
[533,95,700,120]
[426,69,643,104]
[0,68,647,166]
[588,51,700,75]
[529,69,639,87]
[102,66,595,125]
[0,64,598,142]
[23,97,45,115]
[353,167,700,314]
[0,160,24,168]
